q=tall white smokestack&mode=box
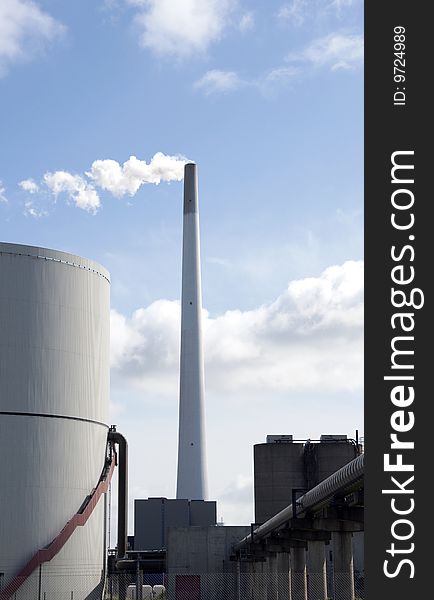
[176,163,208,500]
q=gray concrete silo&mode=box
[254,435,359,523]
[0,243,110,599]
[254,437,305,524]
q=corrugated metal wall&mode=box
[0,243,110,599]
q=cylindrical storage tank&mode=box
[0,243,110,600]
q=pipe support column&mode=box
[332,532,355,600]
[307,541,327,600]
[290,547,307,600]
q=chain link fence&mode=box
[0,571,364,600]
[0,569,105,600]
[104,571,364,600]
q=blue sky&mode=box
[0,0,363,527]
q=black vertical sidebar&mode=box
[365,2,431,599]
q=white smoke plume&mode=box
[44,171,100,213]
[87,152,186,197]
[18,152,187,213]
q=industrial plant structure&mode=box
[0,243,121,600]
[0,163,211,598]
[0,169,364,600]
[176,163,208,502]
[133,163,214,554]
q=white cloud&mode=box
[111,261,364,525]
[0,180,8,203]
[19,178,39,193]
[259,66,298,90]
[194,33,362,97]
[195,66,298,96]
[110,308,150,371]
[276,0,359,26]
[87,152,186,197]
[194,69,243,95]
[217,474,254,524]
[111,299,182,396]
[289,32,364,70]
[23,199,47,218]
[331,0,356,9]
[44,171,101,213]
[239,12,254,32]
[111,260,364,396]
[103,0,122,9]
[128,0,231,57]
[276,1,307,26]
[0,0,65,76]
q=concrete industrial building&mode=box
[233,435,364,600]
[124,165,365,600]
[134,498,217,551]
[0,173,363,600]
[158,434,364,600]
[232,451,365,600]
[256,434,365,581]
[166,525,250,598]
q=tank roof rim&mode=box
[0,241,110,283]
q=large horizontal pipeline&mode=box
[233,453,364,551]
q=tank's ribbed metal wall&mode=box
[0,243,110,599]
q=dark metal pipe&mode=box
[108,427,128,559]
